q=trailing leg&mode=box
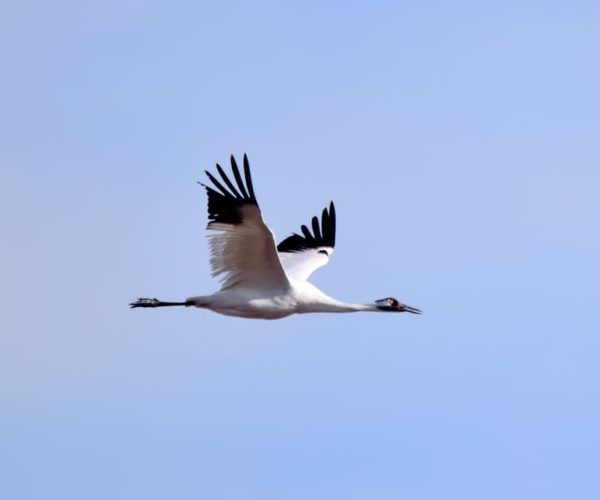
[129,298,191,309]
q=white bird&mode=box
[130,155,421,319]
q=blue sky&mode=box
[2,1,599,499]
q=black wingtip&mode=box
[328,201,336,247]
[230,155,249,198]
[203,154,259,225]
[216,163,242,198]
[311,215,321,239]
[243,154,256,201]
[277,201,337,253]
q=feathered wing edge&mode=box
[200,154,258,226]
[277,201,336,254]
[200,155,289,290]
[277,202,336,281]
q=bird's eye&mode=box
[388,298,398,307]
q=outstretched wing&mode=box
[202,154,289,291]
[277,202,336,281]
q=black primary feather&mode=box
[277,201,336,253]
[201,154,258,226]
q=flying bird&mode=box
[130,155,421,319]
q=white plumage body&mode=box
[189,280,369,320]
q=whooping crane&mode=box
[130,155,421,319]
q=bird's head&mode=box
[375,297,421,314]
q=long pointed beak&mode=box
[402,304,422,314]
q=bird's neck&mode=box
[302,294,379,312]
[293,280,379,314]
[301,297,377,314]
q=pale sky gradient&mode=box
[2,1,599,499]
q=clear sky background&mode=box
[2,1,599,499]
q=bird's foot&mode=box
[130,297,160,308]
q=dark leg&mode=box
[129,297,191,309]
